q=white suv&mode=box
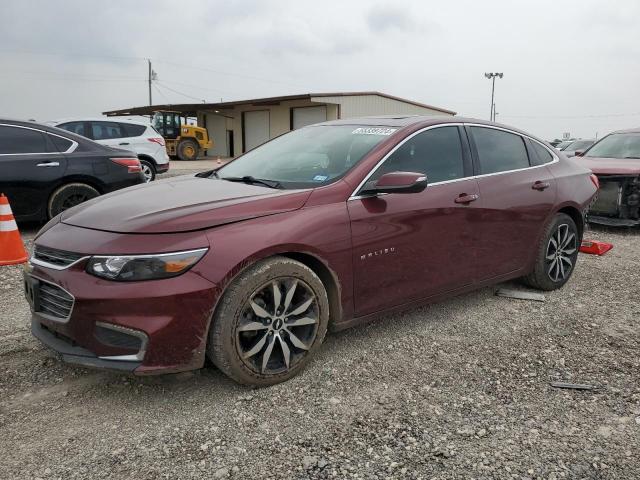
[52,118,170,182]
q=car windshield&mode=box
[216,125,396,188]
[566,140,593,151]
[584,133,640,159]
[557,141,573,150]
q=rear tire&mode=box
[207,256,329,386]
[47,183,99,219]
[522,213,579,291]
[177,139,199,161]
[139,159,156,182]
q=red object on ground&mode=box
[0,193,29,266]
[579,240,614,256]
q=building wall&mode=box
[197,94,451,157]
[311,94,453,118]
[226,99,339,154]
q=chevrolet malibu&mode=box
[26,116,598,386]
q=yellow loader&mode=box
[152,111,213,161]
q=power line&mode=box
[154,81,205,102]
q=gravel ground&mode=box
[0,222,638,480]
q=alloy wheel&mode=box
[236,277,319,375]
[141,163,153,182]
[546,223,576,282]
[61,193,90,210]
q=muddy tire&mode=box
[522,213,579,291]
[177,139,198,161]
[207,256,329,386]
[47,183,99,219]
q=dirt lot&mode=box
[0,221,638,480]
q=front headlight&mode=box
[86,248,208,281]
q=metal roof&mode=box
[103,91,456,117]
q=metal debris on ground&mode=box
[495,288,546,302]
[550,382,601,391]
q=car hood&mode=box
[579,156,640,175]
[61,175,312,233]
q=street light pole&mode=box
[484,72,503,121]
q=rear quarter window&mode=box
[49,134,73,152]
[471,127,530,174]
[529,140,555,165]
[120,123,147,137]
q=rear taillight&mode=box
[589,173,600,190]
[147,137,165,147]
[111,157,142,174]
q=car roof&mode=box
[610,126,640,134]
[0,118,99,144]
[318,115,550,145]
[49,117,151,126]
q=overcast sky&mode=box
[1,0,639,140]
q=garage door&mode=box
[292,106,327,129]
[243,110,270,152]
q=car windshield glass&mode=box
[584,133,640,159]
[216,125,396,188]
[557,141,573,150]
[567,140,592,151]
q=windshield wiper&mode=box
[623,156,640,159]
[221,175,282,189]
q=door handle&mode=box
[119,142,130,145]
[36,162,60,167]
[532,181,550,191]
[454,193,479,204]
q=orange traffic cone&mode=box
[0,193,28,266]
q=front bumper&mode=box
[588,214,640,227]
[26,224,218,375]
[31,316,140,372]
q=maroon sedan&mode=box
[25,117,598,385]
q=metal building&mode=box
[104,91,455,157]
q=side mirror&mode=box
[361,171,428,195]
[573,150,585,157]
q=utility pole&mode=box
[148,59,152,106]
[484,72,503,121]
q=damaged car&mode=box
[579,128,640,226]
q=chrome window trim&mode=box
[348,122,559,200]
[0,123,78,156]
[28,274,75,324]
[96,322,149,362]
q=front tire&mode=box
[177,139,198,161]
[523,213,579,291]
[47,183,99,219]
[207,257,329,386]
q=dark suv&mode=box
[0,119,145,222]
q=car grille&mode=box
[38,281,74,320]
[33,246,84,268]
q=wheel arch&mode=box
[137,153,157,167]
[556,204,584,241]
[208,248,344,332]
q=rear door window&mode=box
[370,126,466,184]
[91,121,125,140]
[0,125,54,154]
[57,121,86,137]
[471,127,530,174]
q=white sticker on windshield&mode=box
[352,127,397,136]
